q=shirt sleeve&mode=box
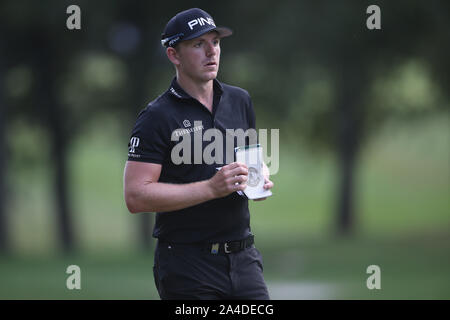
[127,107,170,164]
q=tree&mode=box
[220,0,450,235]
[0,35,8,254]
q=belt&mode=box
[159,235,255,255]
[209,235,255,254]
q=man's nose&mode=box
[205,41,217,56]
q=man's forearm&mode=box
[128,180,216,213]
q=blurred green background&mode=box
[0,0,449,299]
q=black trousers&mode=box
[153,240,270,300]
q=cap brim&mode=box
[183,26,233,42]
[214,26,233,38]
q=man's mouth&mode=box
[205,62,217,67]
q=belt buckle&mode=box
[224,242,232,254]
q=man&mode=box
[123,8,274,300]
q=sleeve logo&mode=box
[129,137,140,153]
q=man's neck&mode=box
[176,74,214,112]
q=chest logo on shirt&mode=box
[183,119,191,128]
[129,137,140,153]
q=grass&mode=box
[1,233,449,299]
[2,112,449,299]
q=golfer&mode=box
[123,8,274,300]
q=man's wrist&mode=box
[202,179,217,201]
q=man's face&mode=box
[174,31,221,83]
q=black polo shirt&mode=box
[127,77,257,243]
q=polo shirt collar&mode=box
[168,77,223,100]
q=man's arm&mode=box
[123,161,249,213]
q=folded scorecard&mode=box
[235,144,273,200]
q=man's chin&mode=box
[201,72,218,82]
[189,70,218,83]
[207,69,218,76]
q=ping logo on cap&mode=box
[161,8,232,48]
[187,17,216,30]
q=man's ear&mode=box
[166,47,181,66]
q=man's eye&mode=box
[194,42,202,48]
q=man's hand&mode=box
[253,176,274,201]
[208,162,248,198]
